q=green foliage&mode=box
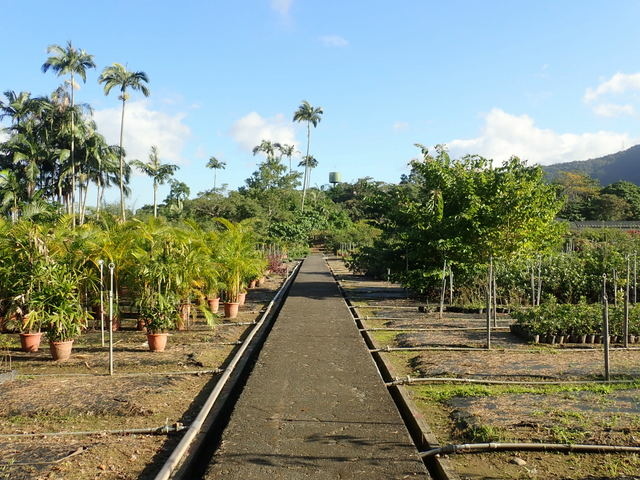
[512,300,640,336]
[352,146,565,295]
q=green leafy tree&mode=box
[293,100,323,211]
[131,146,178,217]
[601,181,640,219]
[98,63,150,221]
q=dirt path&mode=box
[204,254,428,479]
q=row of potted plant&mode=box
[0,216,269,359]
[511,299,640,344]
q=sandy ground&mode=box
[0,275,284,480]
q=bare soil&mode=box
[0,275,285,480]
[327,257,640,480]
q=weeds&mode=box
[410,381,640,403]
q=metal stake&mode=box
[486,257,492,350]
[603,274,610,381]
[109,263,115,376]
[99,260,105,347]
[625,255,630,348]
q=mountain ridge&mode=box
[543,144,640,185]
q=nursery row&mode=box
[511,301,640,343]
[0,216,278,360]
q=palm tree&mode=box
[277,143,296,174]
[98,63,150,221]
[298,155,319,194]
[252,140,277,161]
[206,156,226,191]
[0,91,35,126]
[293,100,323,211]
[42,42,96,225]
[131,146,178,218]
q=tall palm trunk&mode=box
[80,177,89,223]
[153,179,158,218]
[70,72,76,227]
[96,177,101,219]
[301,122,311,212]
[118,95,126,221]
[214,170,217,191]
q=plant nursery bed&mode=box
[0,275,284,480]
[329,257,640,479]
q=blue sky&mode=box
[3,0,640,208]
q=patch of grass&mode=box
[548,424,587,443]
[410,381,640,403]
[369,330,398,347]
[464,424,506,442]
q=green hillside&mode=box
[544,145,640,185]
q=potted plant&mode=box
[139,293,177,352]
[33,263,87,361]
[4,295,43,352]
[19,310,43,352]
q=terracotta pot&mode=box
[257,276,266,287]
[20,332,42,352]
[238,292,247,306]
[147,333,168,352]
[224,302,240,319]
[49,340,74,361]
[248,279,257,289]
[207,297,220,314]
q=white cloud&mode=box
[230,112,298,152]
[592,103,636,118]
[319,35,349,48]
[393,121,409,131]
[447,108,632,165]
[584,72,640,102]
[93,100,191,165]
[270,0,293,16]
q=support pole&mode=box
[99,260,105,347]
[603,274,610,381]
[625,255,630,348]
[439,259,447,318]
[109,263,115,376]
[486,257,492,350]
[634,251,637,304]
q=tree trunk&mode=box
[119,96,126,221]
[70,72,76,227]
[153,180,157,218]
[301,122,311,212]
[96,177,101,219]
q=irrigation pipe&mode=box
[362,327,510,332]
[217,321,257,327]
[153,261,302,480]
[372,346,505,353]
[387,376,640,386]
[0,422,186,439]
[350,305,423,310]
[18,369,222,378]
[420,442,640,458]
